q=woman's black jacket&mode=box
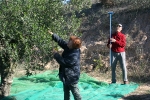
[52,34,81,85]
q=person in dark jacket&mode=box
[107,24,128,84]
[48,30,82,100]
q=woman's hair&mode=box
[69,36,82,49]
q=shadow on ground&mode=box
[128,75,150,84]
[122,94,150,100]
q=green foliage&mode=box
[93,56,103,70]
[0,0,91,72]
[93,56,108,73]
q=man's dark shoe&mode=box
[124,81,129,84]
[109,82,116,84]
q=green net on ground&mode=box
[2,70,138,100]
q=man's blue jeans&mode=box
[63,83,81,100]
[111,51,128,83]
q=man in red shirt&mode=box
[107,24,128,84]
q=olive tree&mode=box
[0,0,91,99]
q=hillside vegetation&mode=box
[79,0,150,83]
[78,1,150,99]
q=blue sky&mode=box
[62,0,70,4]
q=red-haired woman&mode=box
[48,31,82,100]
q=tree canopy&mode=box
[0,0,91,72]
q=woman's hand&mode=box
[48,30,53,35]
[52,48,58,55]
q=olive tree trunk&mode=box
[0,56,16,99]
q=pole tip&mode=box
[108,11,113,14]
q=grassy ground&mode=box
[86,70,150,100]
